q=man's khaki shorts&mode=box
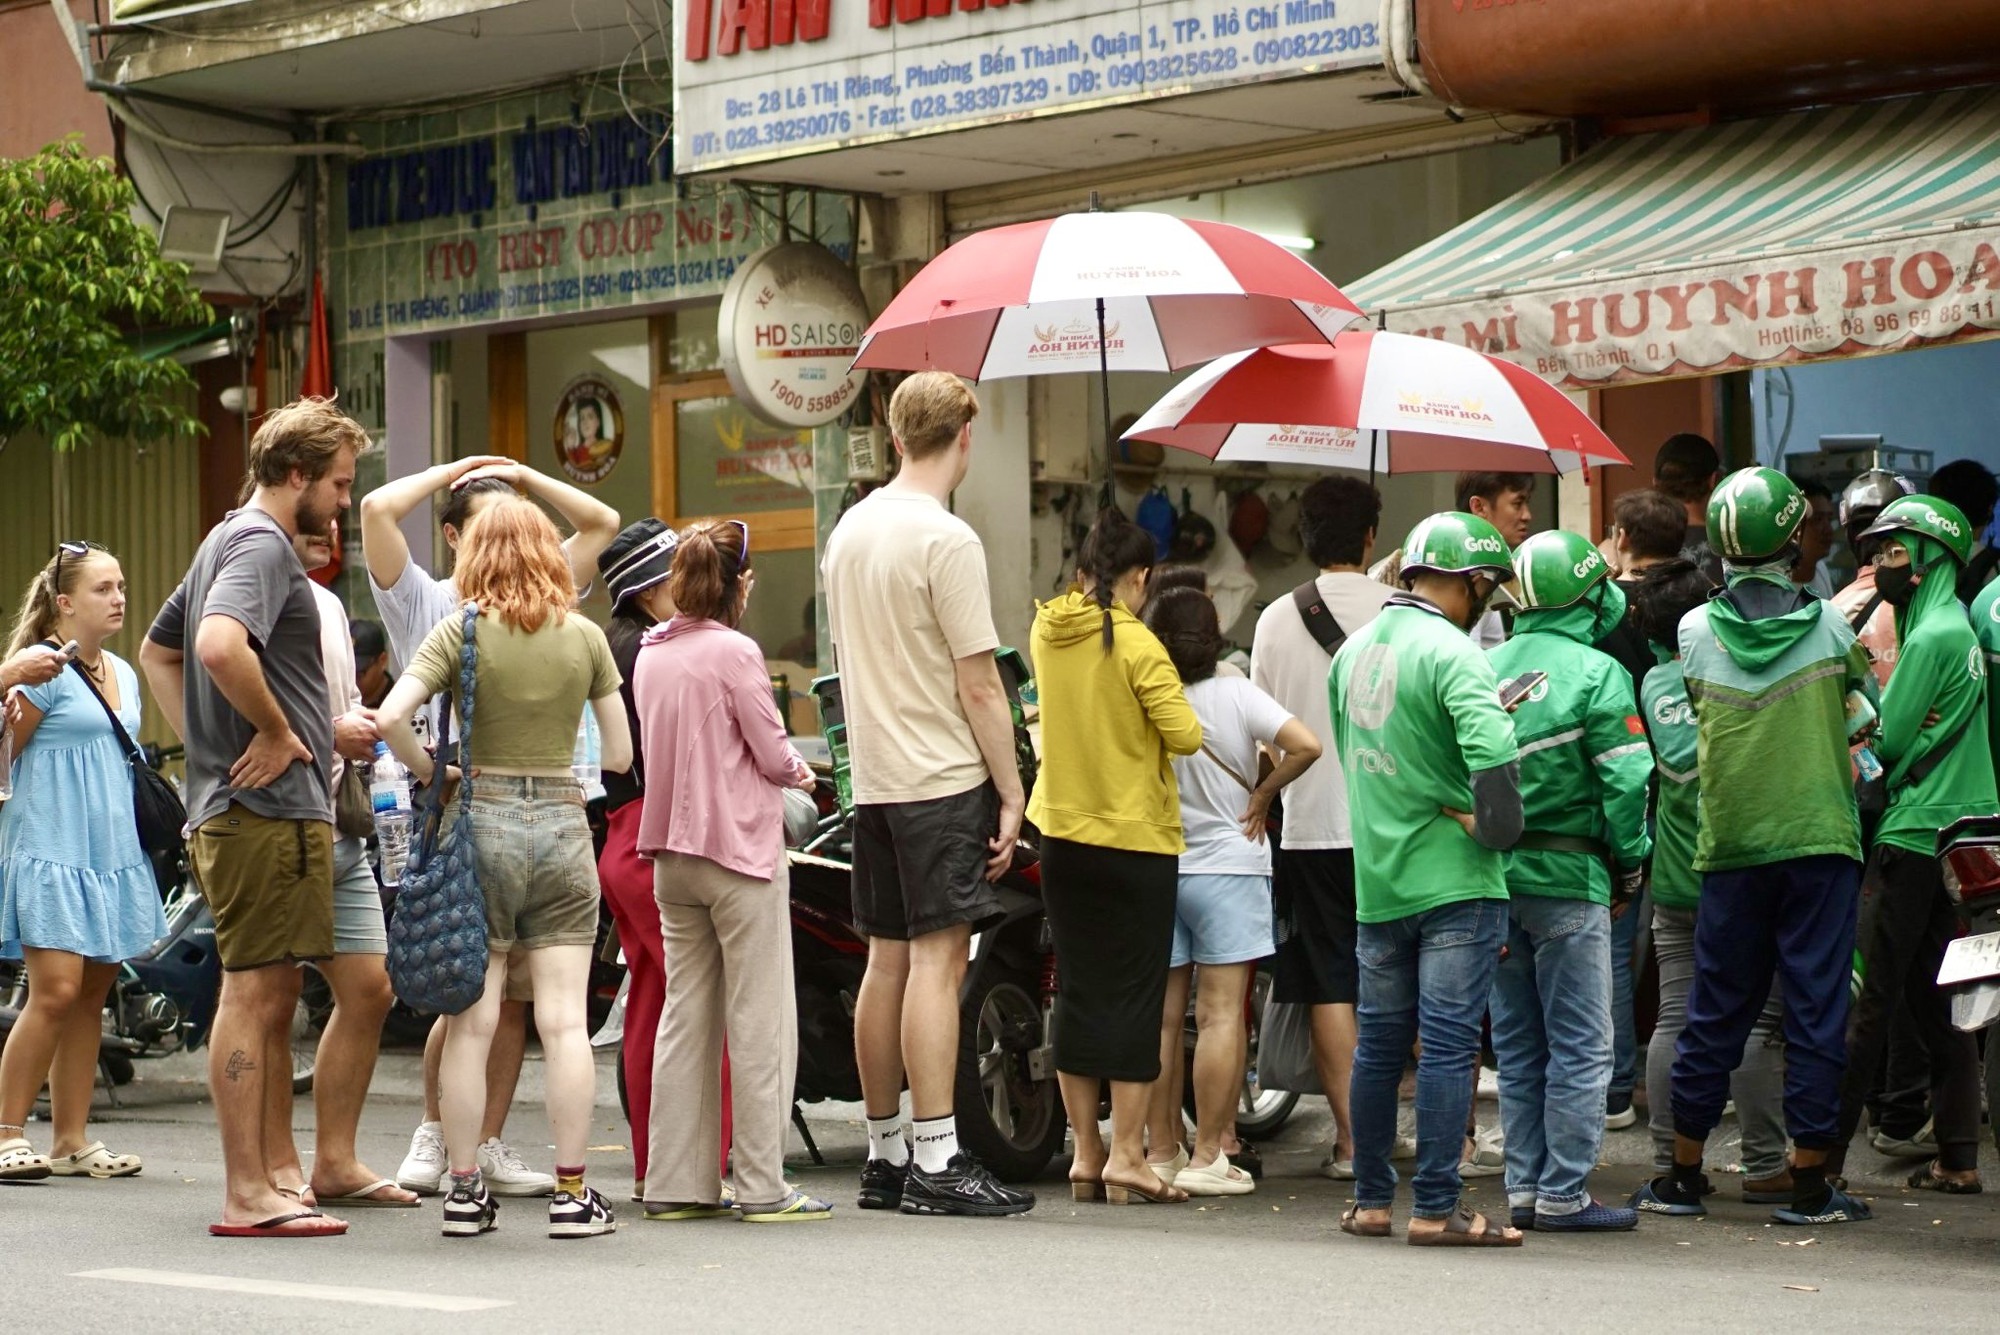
[190,804,334,971]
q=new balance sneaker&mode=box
[549,1185,618,1238]
[397,1121,446,1195]
[441,1182,498,1237]
[898,1154,1036,1217]
[858,1158,909,1211]
[477,1138,556,1197]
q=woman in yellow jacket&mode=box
[1029,507,1202,1205]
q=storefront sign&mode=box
[1389,232,2000,388]
[555,377,626,483]
[718,243,869,426]
[674,0,1382,173]
[327,83,852,430]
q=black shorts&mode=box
[851,781,1002,940]
[1271,847,1359,1006]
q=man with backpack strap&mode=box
[1250,478,1391,1179]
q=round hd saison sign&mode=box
[718,242,868,428]
[554,376,625,484]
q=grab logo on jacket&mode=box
[1347,643,1399,730]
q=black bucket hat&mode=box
[598,518,678,611]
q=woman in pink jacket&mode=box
[633,519,829,1223]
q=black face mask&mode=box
[1876,563,1918,608]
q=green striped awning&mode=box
[1346,88,2000,388]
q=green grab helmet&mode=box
[1399,511,1515,583]
[1512,529,1612,610]
[1858,494,1974,568]
[1707,467,1807,561]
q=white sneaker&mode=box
[397,1121,447,1195]
[1460,1125,1506,1179]
[1391,1134,1418,1161]
[478,1137,556,1197]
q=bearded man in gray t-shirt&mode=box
[141,397,363,1238]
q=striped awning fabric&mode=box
[1345,88,2000,388]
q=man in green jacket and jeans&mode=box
[1646,468,1878,1226]
[1825,497,1996,1193]
[1487,531,1653,1233]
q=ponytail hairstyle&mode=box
[1142,585,1223,684]
[6,543,112,658]
[1075,507,1158,653]
[666,519,752,627]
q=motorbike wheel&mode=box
[1988,1028,2000,1156]
[1181,964,1300,1141]
[101,1053,135,1087]
[953,970,1066,1183]
[289,965,335,1095]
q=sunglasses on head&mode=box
[52,539,106,590]
[724,519,751,578]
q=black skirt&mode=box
[1040,835,1178,1082]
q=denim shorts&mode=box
[1171,873,1276,968]
[331,833,387,955]
[466,776,600,952]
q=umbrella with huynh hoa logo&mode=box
[851,199,1364,466]
[1123,330,1630,478]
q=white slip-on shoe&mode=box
[478,1137,557,1197]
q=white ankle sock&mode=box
[866,1114,909,1166]
[912,1116,958,1173]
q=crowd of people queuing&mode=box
[3,380,1999,1249]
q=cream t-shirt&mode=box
[822,489,999,804]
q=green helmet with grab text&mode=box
[1399,511,1515,583]
[1858,495,1974,568]
[1512,529,1612,610]
[1706,467,1807,561]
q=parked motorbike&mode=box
[1178,962,1299,1142]
[1935,812,2000,1151]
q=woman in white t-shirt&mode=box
[1140,588,1321,1196]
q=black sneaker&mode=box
[442,1182,498,1237]
[549,1185,617,1238]
[858,1158,909,1211]
[898,1153,1035,1217]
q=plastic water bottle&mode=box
[371,741,414,885]
[572,712,602,799]
[1855,745,1885,783]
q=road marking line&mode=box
[74,1268,511,1312]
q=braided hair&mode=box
[1142,585,1223,684]
[1076,507,1158,653]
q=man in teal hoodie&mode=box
[1648,468,1878,1226]
[1487,531,1653,1233]
[1825,497,1996,1193]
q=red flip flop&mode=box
[208,1210,349,1238]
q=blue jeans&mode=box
[1489,893,1612,1215]
[1352,897,1507,1220]
[1608,885,1645,1102]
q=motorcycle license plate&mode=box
[1938,931,2000,986]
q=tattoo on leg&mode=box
[224,1049,257,1082]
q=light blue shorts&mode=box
[332,834,387,955]
[1170,873,1275,968]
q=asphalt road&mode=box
[2,1049,1994,1333]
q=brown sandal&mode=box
[1070,1176,1106,1202]
[1340,1205,1391,1237]
[1103,1172,1189,1205]
[1407,1204,1523,1247]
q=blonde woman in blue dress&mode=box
[0,544,166,1181]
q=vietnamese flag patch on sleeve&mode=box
[1624,715,1644,735]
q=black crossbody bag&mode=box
[64,652,187,864]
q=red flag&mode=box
[301,275,342,586]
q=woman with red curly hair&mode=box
[378,496,632,1241]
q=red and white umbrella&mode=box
[851,211,1362,378]
[1125,331,1630,475]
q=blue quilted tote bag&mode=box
[387,603,489,1016]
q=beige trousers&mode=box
[643,843,797,1208]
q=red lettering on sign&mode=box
[1900,250,1953,301]
[716,0,772,54]
[1652,283,1702,332]
[685,0,713,59]
[1843,257,1895,308]
[1964,243,2000,294]
[1707,275,1759,326]
[1764,268,1817,318]
[1602,291,1649,338]
[1550,297,1597,346]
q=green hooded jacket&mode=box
[1641,658,1702,910]
[1679,572,1876,870]
[1971,579,2000,784]
[1488,586,1654,904]
[1874,535,1997,855]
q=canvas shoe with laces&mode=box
[397,1121,446,1195]
[549,1185,618,1238]
[441,1181,498,1237]
[477,1137,556,1197]
[899,1153,1035,1217]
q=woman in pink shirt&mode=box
[633,519,828,1223]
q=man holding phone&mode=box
[1485,531,1653,1233]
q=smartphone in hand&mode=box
[54,639,81,663]
[1498,671,1547,713]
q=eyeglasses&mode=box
[51,539,106,590]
